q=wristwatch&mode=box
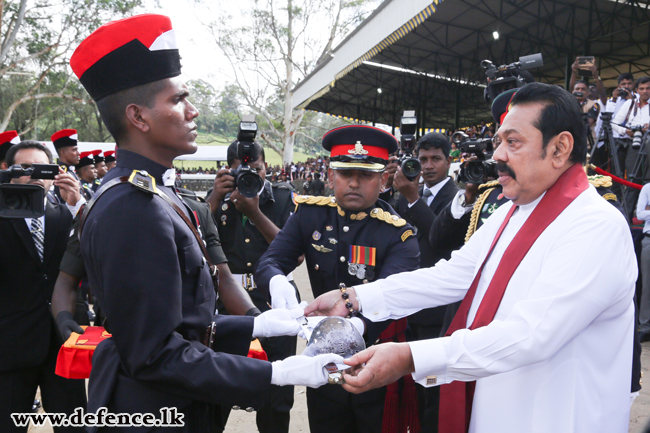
[459,193,474,208]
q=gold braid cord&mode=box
[369,208,407,227]
[294,195,338,207]
[478,180,500,191]
[587,175,613,188]
[465,187,496,244]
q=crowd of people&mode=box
[0,11,649,433]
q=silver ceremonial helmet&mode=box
[301,317,366,384]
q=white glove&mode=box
[252,307,303,338]
[269,275,300,309]
[349,317,365,337]
[271,354,344,388]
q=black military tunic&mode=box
[80,149,271,433]
[256,195,420,433]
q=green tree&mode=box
[209,0,380,164]
[0,0,144,135]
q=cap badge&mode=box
[348,141,369,155]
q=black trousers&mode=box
[0,330,87,433]
[306,385,385,433]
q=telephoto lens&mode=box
[632,130,644,149]
[400,157,422,181]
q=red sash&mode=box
[438,163,589,433]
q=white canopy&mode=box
[42,142,228,162]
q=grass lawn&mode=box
[175,131,323,169]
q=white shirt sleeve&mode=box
[636,183,650,221]
[450,190,473,219]
[407,215,636,387]
[612,100,633,136]
[65,196,86,217]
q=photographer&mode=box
[572,80,600,145]
[0,141,86,433]
[612,76,650,219]
[392,132,458,432]
[592,73,636,170]
[569,57,607,106]
[206,139,299,433]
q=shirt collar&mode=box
[115,149,172,186]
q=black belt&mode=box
[644,232,650,237]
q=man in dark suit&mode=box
[310,172,325,196]
[0,141,86,433]
[392,132,458,432]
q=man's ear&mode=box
[327,168,334,189]
[125,103,150,134]
[380,170,389,190]
[550,131,574,168]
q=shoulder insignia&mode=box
[128,170,157,194]
[602,193,618,202]
[465,187,496,244]
[401,229,414,242]
[294,195,337,207]
[370,208,406,227]
[478,180,500,191]
[588,175,613,188]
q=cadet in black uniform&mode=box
[256,125,421,433]
[75,151,97,200]
[51,129,82,203]
[69,14,341,433]
[206,140,298,433]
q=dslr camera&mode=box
[231,115,264,198]
[0,163,58,218]
[628,125,645,150]
[451,132,497,185]
[398,110,421,181]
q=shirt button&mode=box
[247,262,252,267]
[343,226,349,232]
[340,256,345,262]
[315,264,319,270]
[245,238,250,243]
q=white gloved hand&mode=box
[253,308,303,338]
[271,354,344,388]
[269,275,300,310]
[349,317,365,337]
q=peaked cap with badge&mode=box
[323,125,398,172]
[51,129,78,151]
[0,130,20,162]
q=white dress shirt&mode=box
[407,177,450,208]
[636,183,650,233]
[612,99,650,137]
[356,186,636,433]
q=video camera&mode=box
[451,132,497,185]
[231,115,264,198]
[398,110,421,181]
[0,163,58,218]
[482,53,543,103]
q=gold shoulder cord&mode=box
[294,195,338,212]
[465,187,496,244]
[369,208,406,227]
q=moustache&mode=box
[495,162,516,180]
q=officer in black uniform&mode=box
[205,140,297,433]
[69,14,341,433]
[256,125,421,433]
[51,129,81,204]
[93,151,108,192]
[75,151,96,200]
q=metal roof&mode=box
[293,0,650,130]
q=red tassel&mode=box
[382,380,401,433]
[400,375,421,433]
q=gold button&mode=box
[340,256,345,262]
[247,262,252,267]
[350,214,356,220]
[315,264,319,270]
[343,226,349,232]
[222,222,226,226]
[245,238,250,243]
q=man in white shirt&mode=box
[612,76,650,219]
[306,83,636,433]
[636,182,650,342]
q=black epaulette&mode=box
[128,170,158,194]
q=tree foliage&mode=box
[0,0,144,138]
[208,0,380,164]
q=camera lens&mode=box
[401,158,422,181]
[4,192,26,210]
[632,130,643,149]
[465,162,486,185]
[236,170,264,198]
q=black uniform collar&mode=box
[115,148,171,186]
[260,180,275,205]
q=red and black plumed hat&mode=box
[0,130,20,161]
[70,14,181,102]
[77,151,96,170]
[51,129,78,151]
[322,125,398,172]
[91,149,104,164]
[104,150,116,163]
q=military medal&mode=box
[329,238,338,244]
[312,244,332,253]
[221,215,227,222]
[222,203,228,211]
[348,245,376,280]
[312,230,321,241]
[326,225,333,231]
